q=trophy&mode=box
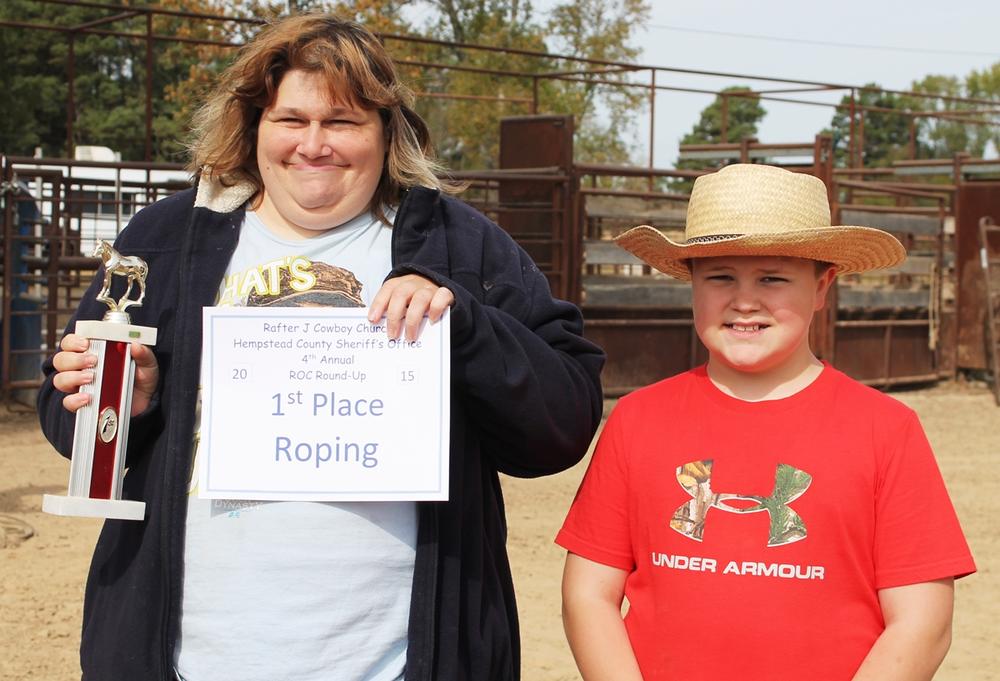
[42,241,157,521]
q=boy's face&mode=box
[691,256,836,376]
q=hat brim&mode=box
[615,225,907,281]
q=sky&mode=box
[534,0,1000,167]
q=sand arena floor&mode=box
[2,381,998,680]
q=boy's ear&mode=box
[813,266,837,311]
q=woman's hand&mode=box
[51,333,160,417]
[368,274,454,341]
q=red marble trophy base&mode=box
[42,319,157,521]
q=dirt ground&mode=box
[1,381,998,680]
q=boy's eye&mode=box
[706,274,733,282]
[761,276,789,284]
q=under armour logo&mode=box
[671,460,812,547]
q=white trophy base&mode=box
[42,494,146,521]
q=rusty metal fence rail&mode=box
[0,158,572,398]
[3,143,997,399]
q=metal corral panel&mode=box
[834,320,937,386]
[840,210,941,236]
[497,115,575,300]
[956,182,1000,370]
[895,161,1000,176]
[583,315,705,396]
[582,276,692,307]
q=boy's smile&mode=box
[691,255,835,390]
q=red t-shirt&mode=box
[556,364,975,680]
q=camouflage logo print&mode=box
[671,460,812,547]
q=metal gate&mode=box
[1,155,187,399]
[828,178,952,386]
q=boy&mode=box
[556,164,975,680]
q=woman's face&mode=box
[255,69,386,239]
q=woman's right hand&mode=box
[52,333,160,416]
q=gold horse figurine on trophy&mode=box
[93,241,148,319]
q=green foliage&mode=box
[965,63,1000,156]
[0,0,74,157]
[906,70,999,159]
[397,0,548,169]
[825,67,1000,167]
[669,86,766,191]
[543,0,650,168]
[1,0,648,167]
[397,0,651,170]
[826,84,911,167]
[680,86,766,146]
[0,0,237,161]
[4,0,998,173]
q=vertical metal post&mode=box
[531,76,538,115]
[932,200,946,356]
[951,153,963,374]
[813,133,822,180]
[145,12,154,162]
[721,94,729,143]
[49,176,64,349]
[858,109,866,166]
[648,69,656,192]
[66,34,76,159]
[568,170,582,305]
[848,89,856,168]
[2,158,14,397]
[952,152,964,184]
[909,116,917,160]
[45,185,60,353]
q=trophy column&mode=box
[43,243,156,521]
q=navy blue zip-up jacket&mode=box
[37,181,605,681]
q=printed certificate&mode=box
[200,307,450,501]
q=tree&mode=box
[669,86,766,190]
[543,0,651,166]
[894,74,998,161]
[964,62,1000,156]
[400,0,547,169]
[0,0,237,161]
[823,66,1000,167]
[393,0,651,169]
[826,84,911,167]
[0,0,81,157]
[679,86,766,147]
[2,0,652,169]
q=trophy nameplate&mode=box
[43,242,157,521]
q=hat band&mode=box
[685,233,742,244]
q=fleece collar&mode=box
[194,173,256,213]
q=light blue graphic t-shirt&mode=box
[175,209,415,681]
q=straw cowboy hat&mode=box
[615,163,906,280]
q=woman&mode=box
[38,14,604,681]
